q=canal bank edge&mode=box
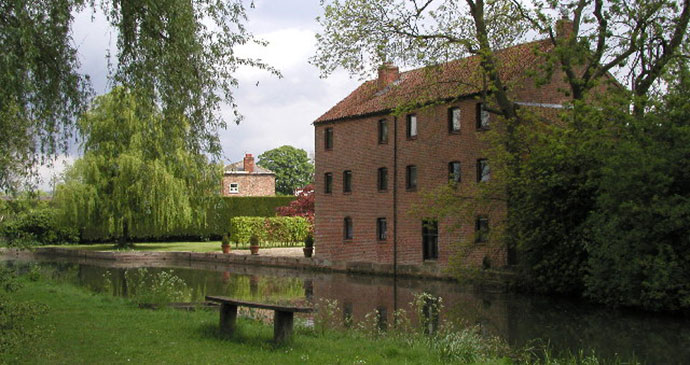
[1,247,469,281]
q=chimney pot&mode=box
[243,153,255,173]
[378,62,399,86]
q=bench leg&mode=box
[273,311,294,344]
[219,303,238,336]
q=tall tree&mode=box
[55,88,218,247]
[1,0,276,191]
[257,146,314,195]
[511,0,690,115]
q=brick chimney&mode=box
[243,153,255,173]
[556,17,574,39]
[378,62,399,86]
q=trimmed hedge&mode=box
[230,216,311,245]
[79,196,296,242]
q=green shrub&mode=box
[1,208,78,246]
[230,216,311,244]
[75,196,296,242]
[305,234,314,247]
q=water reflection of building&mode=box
[313,274,510,337]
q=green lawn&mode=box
[42,241,302,253]
[5,278,485,364]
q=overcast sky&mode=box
[38,0,361,191]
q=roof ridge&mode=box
[314,38,553,124]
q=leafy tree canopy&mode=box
[276,184,314,228]
[257,146,314,195]
[1,0,276,192]
[54,88,219,246]
[1,0,90,192]
[313,0,689,115]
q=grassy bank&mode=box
[5,277,503,364]
[41,241,302,253]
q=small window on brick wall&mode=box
[475,216,489,243]
[377,217,387,241]
[343,170,352,193]
[377,167,388,191]
[406,114,417,139]
[406,165,417,190]
[477,159,490,182]
[344,216,353,240]
[378,119,388,144]
[228,183,239,194]
[448,107,461,133]
[325,127,334,150]
[324,172,333,194]
[476,103,490,129]
[448,161,461,184]
[422,219,438,260]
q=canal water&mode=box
[3,255,689,364]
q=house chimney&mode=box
[556,17,574,39]
[243,153,255,173]
[378,62,399,86]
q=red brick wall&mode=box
[313,72,586,270]
[221,174,275,197]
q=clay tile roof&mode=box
[314,39,552,124]
[224,161,274,175]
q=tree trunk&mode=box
[117,220,132,249]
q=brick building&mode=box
[222,153,276,197]
[313,39,582,272]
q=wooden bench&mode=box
[205,296,313,344]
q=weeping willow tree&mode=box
[1,0,275,191]
[55,88,219,247]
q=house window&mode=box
[228,183,239,194]
[406,165,417,190]
[406,114,417,139]
[476,103,490,129]
[343,170,352,193]
[422,219,438,260]
[477,159,490,182]
[448,107,461,133]
[325,127,333,150]
[377,218,387,241]
[448,161,461,184]
[475,216,489,243]
[344,217,353,240]
[324,172,333,194]
[377,167,388,191]
[378,119,388,144]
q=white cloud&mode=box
[220,26,360,164]
[37,3,364,181]
[235,28,317,82]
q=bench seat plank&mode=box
[205,295,313,313]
